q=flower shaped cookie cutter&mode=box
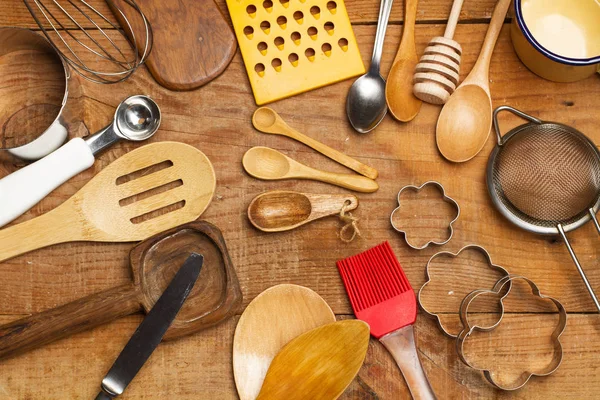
[390,181,460,250]
[418,245,511,338]
[456,274,567,391]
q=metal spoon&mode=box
[346,0,394,133]
[0,95,161,228]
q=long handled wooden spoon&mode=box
[233,284,336,400]
[252,107,378,180]
[0,142,216,262]
[256,320,370,400]
[385,0,422,122]
[242,147,379,193]
[435,0,511,162]
[248,191,358,232]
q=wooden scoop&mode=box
[435,0,511,162]
[252,107,378,180]
[0,142,216,262]
[242,147,379,193]
[256,320,370,400]
[385,0,422,122]
[248,191,358,232]
[233,284,336,400]
[0,221,241,359]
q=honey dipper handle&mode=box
[380,325,437,400]
[443,0,464,39]
[0,284,140,360]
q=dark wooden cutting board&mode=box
[109,0,237,91]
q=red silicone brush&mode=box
[337,241,436,400]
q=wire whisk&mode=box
[23,0,153,84]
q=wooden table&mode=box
[1,0,599,398]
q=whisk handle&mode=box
[0,138,94,227]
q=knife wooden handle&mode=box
[0,284,140,360]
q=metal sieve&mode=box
[487,105,600,311]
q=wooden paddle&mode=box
[109,0,237,91]
[257,320,370,400]
[233,284,336,400]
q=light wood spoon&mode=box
[248,191,358,232]
[385,0,422,122]
[0,142,216,262]
[252,107,378,180]
[435,0,511,162]
[242,147,379,193]
[233,284,336,400]
[256,320,370,400]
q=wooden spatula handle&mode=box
[0,206,81,262]
[0,284,140,360]
[380,325,437,400]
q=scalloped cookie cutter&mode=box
[390,181,460,250]
[456,274,567,391]
[418,244,511,338]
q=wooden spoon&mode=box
[242,147,379,193]
[0,221,241,359]
[385,0,422,122]
[248,191,358,232]
[233,284,336,400]
[435,0,511,162]
[252,107,378,180]
[256,320,370,400]
[0,142,216,262]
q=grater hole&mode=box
[291,31,301,44]
[305,47,315,61]
[263,0,273,11]
[260,20,271,33]
[244,26,254,38]
[255,63,266,76]
[322,42,332,56]
[324,21,334,35]
[277,15,287,28]
[288,53,299,66]
[271,58,282,71]
[327,1,337,13]
[338,37,348,51]
[310,6,320,19]
[257,41,268,55]
[293,11,304,24]
[307,26,318,39]
[279,0,289,7]
[246,4,257,16]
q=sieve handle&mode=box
[0,138,95,228]
[493,106,542,146]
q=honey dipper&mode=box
[413,0,464,104]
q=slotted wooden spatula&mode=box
[0,141,216,262]
[256,320,370,400]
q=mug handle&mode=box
[492,105,542,146]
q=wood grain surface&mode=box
[0,0,599,398]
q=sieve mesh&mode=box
[491,123,600,228]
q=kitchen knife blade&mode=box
[95,253,204,399]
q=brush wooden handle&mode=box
[380,325,437,400]
[0,284,140,360]
[0,205,83,262]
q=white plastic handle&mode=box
[0,137,95,228]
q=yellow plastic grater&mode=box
[226,0,365,105]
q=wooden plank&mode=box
[0,313,595,399]
[3,0,502,29]
[0,24,598,317]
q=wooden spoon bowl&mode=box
[248,191,358,232]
